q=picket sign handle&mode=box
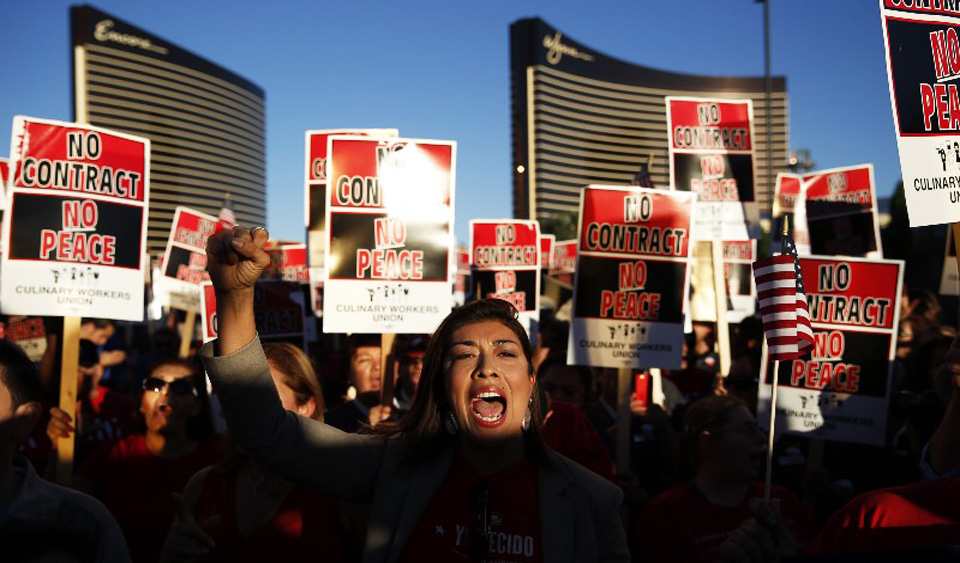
[179,310,196,359]
[764,359,780,504]
[710,241,732,377]
[615,367,633,476]
[55,315,82,486]
[380,333,397,407]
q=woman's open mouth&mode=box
[470,386,508,428]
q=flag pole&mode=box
[764,215,790,504]
[765,358,779,504]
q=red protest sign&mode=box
[263,242,309,283]
[539,234,555,271]
[156,207,217,312]
[666,97,758,241]
[1,117,150,321]
[568,186,695,369]
[470,220,541,333]
[323,136,456,333]
[201,280,306,347]
[880,1,960,226]
[759,256,904,446]
[801,165,882,258]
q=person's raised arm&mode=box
[205,226,270,355]
[201,227,384,501]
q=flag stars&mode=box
[435,524,446,536]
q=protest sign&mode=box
[758,256,903,446]
[773,172,811,251]
[309,267,324,317]
[691,240,757,324]
[1,117,149,321]
[666,97,758,241]
[263,242,309,283]
[156,207,216,313]
[5,316,47,363]
[567,186,695,369]
[940,228,959,295]
[802,165,883,258]
[305,129,398,268]
[879,1,960,227]
[323,136,456,333]
[200,280,306,347]
[470,220,541,335]
[539,234,555,271]
[549,239,577,286]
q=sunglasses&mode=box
[141,376,197,397]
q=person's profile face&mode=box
[350,346,382,393]
[443,320,534,445]
[710,405,765,481]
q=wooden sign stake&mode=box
[710,241,732,377]
[615,367,633,476]
[380,333,397,408]
[55,315,81,486]
[179,310,196,358]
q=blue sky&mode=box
[2,1,899,245]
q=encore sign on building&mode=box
[1,117,149,321]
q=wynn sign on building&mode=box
[71,5,266,253]
[510,18,788,223]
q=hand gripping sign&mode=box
[305,129,398,269]
[470,220,541,335]
[1,117,149,321]
[567,186,696,369]
[323,136,456,333]
[666,97,758,241]
[758,256,904,446]
[879,1,960,226]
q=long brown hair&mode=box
[375,299,554,468]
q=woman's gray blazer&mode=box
[200,338,630,562]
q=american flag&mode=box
[752,232,813,361]
[630,161,654,188]
[217,194,236,233]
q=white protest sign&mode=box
[1,117,149,321]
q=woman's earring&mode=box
[443,410,459,435]
[522,398,532,431]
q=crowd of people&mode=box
[0,225,958,562]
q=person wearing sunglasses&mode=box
[74,359,221,562]
[201,226,629,562]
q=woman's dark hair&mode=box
[375,299,554,468]
[680,395,748,477]
[141,358,213,441]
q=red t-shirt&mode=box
[78,386,136,460]
[812,477,960,554]
[399,453,542,562]
[79,434,222,562]
[634,482,817,563]
[192,465,346,562]
[541,400,616,482]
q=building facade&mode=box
[71,5,266,253]
[510,18,788,223]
